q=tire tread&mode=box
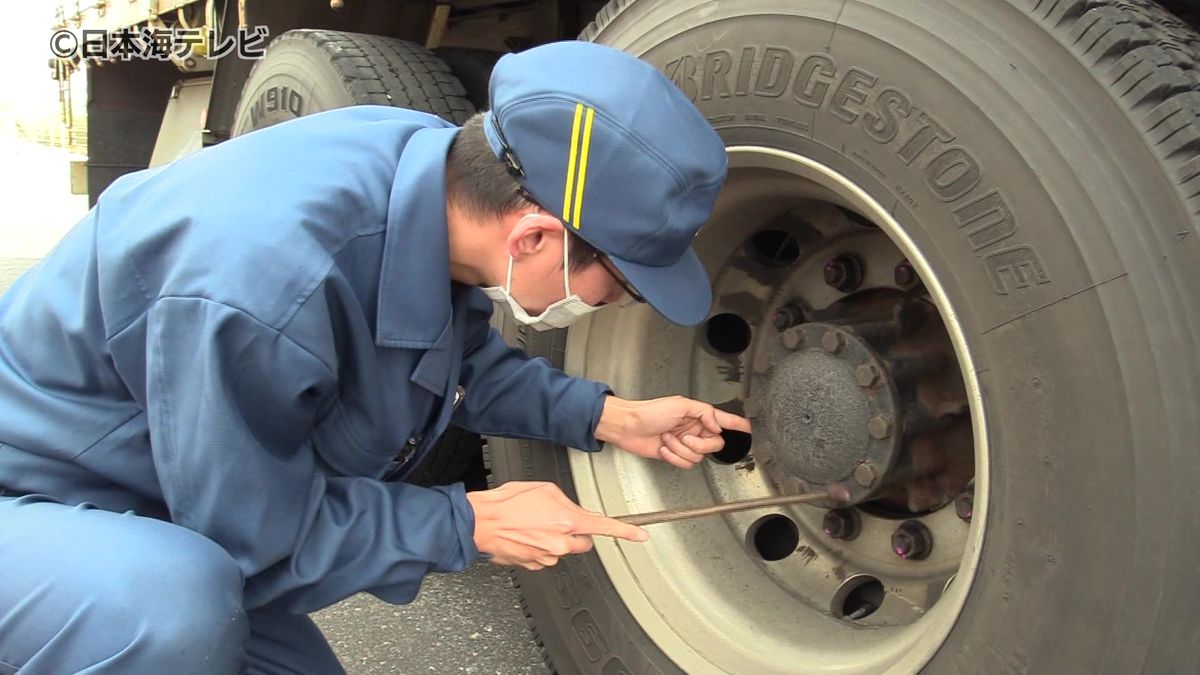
[273,29,474,124]
[583,0,1200,223]
[1023,1,1200,218]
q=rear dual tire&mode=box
[489,1,1200,672]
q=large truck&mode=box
[50,1,1200,673]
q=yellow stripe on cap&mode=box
[572,106,596,229]
[562,103,584,222]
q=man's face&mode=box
[508,224,630,314]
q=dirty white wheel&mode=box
[560,147,985,673]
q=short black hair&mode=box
[447,112,599,272]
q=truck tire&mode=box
[232,29,483,489]
[434,47,504,110]
[487,1,1200,673]
[232,29,474,134]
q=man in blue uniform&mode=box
[0,41,743,672]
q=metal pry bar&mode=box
[615,492,829,526]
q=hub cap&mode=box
[755,322,900,506]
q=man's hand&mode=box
[595,395,753,469]
[465,481,649,571]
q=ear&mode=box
[506,212,565,259]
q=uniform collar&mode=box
[376,126,461,349]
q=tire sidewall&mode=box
[493,1,1200,672]
[232,34,360,136]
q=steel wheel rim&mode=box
[563,147,990,674]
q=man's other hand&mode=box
[595,395,753,469]
[465,481,649,571]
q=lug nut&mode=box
[894,260,919,289]
[892,520,933,560]
[823,508,861,541]
[955,490,974,522]
[780,327,805,350]
[824,255,865,293]
[855,364,881,387]
[853,461,879,488]
[825,482,852,504]
[868,414,893,439]
[820,330,845,354]
[772,304,805,331]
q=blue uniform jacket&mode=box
[0,106,611,613]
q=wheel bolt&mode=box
[772,304,804,331]
[855,364,881,387]
[955,490,974,522]
[868,414,893,439]
[825,482,852,504]
[823,508,861,541]
[892,520,933,560]
[780,327,805,350]
[821,330,845,354]
[824,255,865,293]
[894,260,919,289]
[853,461,879,488]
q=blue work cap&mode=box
[483,40,728,327]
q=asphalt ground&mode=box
[0,137,549,674]
[310,565,548,674]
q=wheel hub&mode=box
[753,322,900,505]
[749,292,974,514]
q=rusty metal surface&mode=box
[748,289,973,516]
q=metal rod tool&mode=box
[615,492,828,526]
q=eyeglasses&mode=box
[516,188,646,304]
[594,252,647,304]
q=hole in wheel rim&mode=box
[837,205,879,230]
[705,313,752,354]
[747,514,800,561]
[710,429,752,464]
[746,228,801,268]
[832,575,885,621]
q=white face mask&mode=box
[481,229,603,332]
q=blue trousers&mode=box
[0,494,347,674]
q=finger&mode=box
[699,406,724,435]
[714,408,753,433]
[569,534,595,555]
[661,432,704,464]
[687,433,725,453]
[535,556,560,568]
[658,445,695,469]
[681,434,725,455]
[570,513,651,542]
[521,562,545,571]
[672,420,707,440]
